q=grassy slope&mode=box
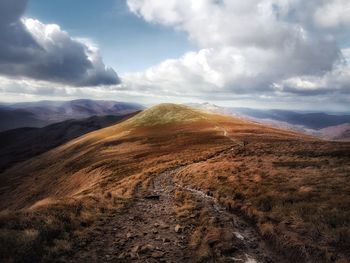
[122,103,207,127]
[0,113,139,173]
[175,137,350,262]
[0,104,349,262]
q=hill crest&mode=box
[121,103,211,127]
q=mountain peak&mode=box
[123,103,208,127]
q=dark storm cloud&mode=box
[0,0,120,86]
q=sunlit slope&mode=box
[122,103,207,126]
[0,103,349,262]
[0,103,301,210]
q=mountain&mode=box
[0,99,143,131]
[189,103,350,139]
[318,123,350,141]
[0,108,46,131]
[234,108,350,129]
[0,112,139,173]
[0,104,349,263]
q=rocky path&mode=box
[64,169,191,263]
[64,167,283,263]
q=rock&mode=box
[154,223,160,227]
[131,245,139,253]
[140,244,154,253]
[151,251,165,258]
[160,223,169,229]
[162,238,171,243]
[126,232,133,239]
[117,252,126,259]
[153,229,158,234]
[233,231,244,240]
[174,224,182,233]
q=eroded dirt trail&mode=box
[64,168,282,263]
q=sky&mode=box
[0,0,349,111]
[26,0,195,74]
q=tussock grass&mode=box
[0,201,96,262]
[0,195,131,262]
[176,139,350,262]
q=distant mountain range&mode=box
[188,102,350,140]
[0,112,138,173]
[0,108,47,132]
[0,99,143,132]
[1,99,349,141]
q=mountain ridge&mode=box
[0,103,349,262]
[0,99,143,132]
[188,102,350,140]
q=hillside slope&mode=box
[319,123,350,141]
[0,104,349,263]
[0,112,138,173]
[0,108,46,131]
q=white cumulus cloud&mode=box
[125,0,350,109]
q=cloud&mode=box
[126,0,350,107]
[274,48,350,95]
[314,0,350,29]
[0,76,168,105]
[0,0,120,86]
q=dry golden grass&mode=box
[0,195,129,262]
[0,104,233,261]
[175,137,350,262]
[0,104,349,262]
